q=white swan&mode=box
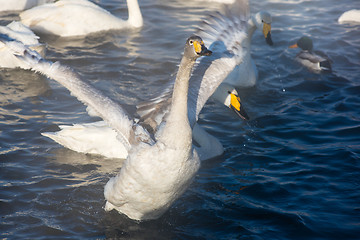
[4,34,218,220]
[39,2,249,161]
[0,21,45,69]
[338,9,360,24]
[196,0,273,112]
[20,0,143,37]
[0,0,52,12]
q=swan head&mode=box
[184,36,212,59]
[212,83,249,120]
[253,11,273,46]
[227,90,249,120]
[289,36,313,51]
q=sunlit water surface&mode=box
[1,0,360,239]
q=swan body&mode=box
[5,34,213,220]
[338,9,360,24]
[0,0,52,12]
[20,0,143,37]
[289,36,332,73]
[0,21,45,69]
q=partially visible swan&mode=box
[0,0,52,12]
[196,0,273,110]
[5,34,213,220]
[289,36,332,73]
[0,21,45,69]
[20,0,143,37]
[338,9,360,24]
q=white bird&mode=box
[0,21,45,69]
[4,33,234,220]
[38,1,249,161]
[338,9,360,25]
[20,0,143,37]
[0,0,52,12]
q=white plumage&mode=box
[37,1,249,161]
[20,0,143,37]
[3,34,216,220]
[201,8,273,96]
[0,0,52,12]
[0,21,45,69]
[338,9,360,25]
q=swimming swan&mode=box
[338,9,360,25]
[289,36,332,73]
[5,34,214,220]
[0,21,45,69]
[20,0,143,37]
[0,0,52,12]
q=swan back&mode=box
[338,9,360,24]
[20,0,143,37]
[0,0,52,12]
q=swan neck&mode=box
[247,17,257,40]
[168,56,195,123]
[159,56,195,145]
[126,0,143,28]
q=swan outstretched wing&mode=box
[1,35,141,150]
[188,0,249,125]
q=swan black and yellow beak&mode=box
[228,92,249,120]
[263,22,273,46]
[193,40,212,56]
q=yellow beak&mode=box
[193,40,212,56]
[263,22,273,46]
[229,93,249,120]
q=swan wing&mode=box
[0,21,45,68]
[189,0,248,125]
[1,35,138,150]
[42,121,128,159]
[136,81,173,133]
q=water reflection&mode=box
[0,69,49,105]
[46,148,125,178]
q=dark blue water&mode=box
[1,0,360,239]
